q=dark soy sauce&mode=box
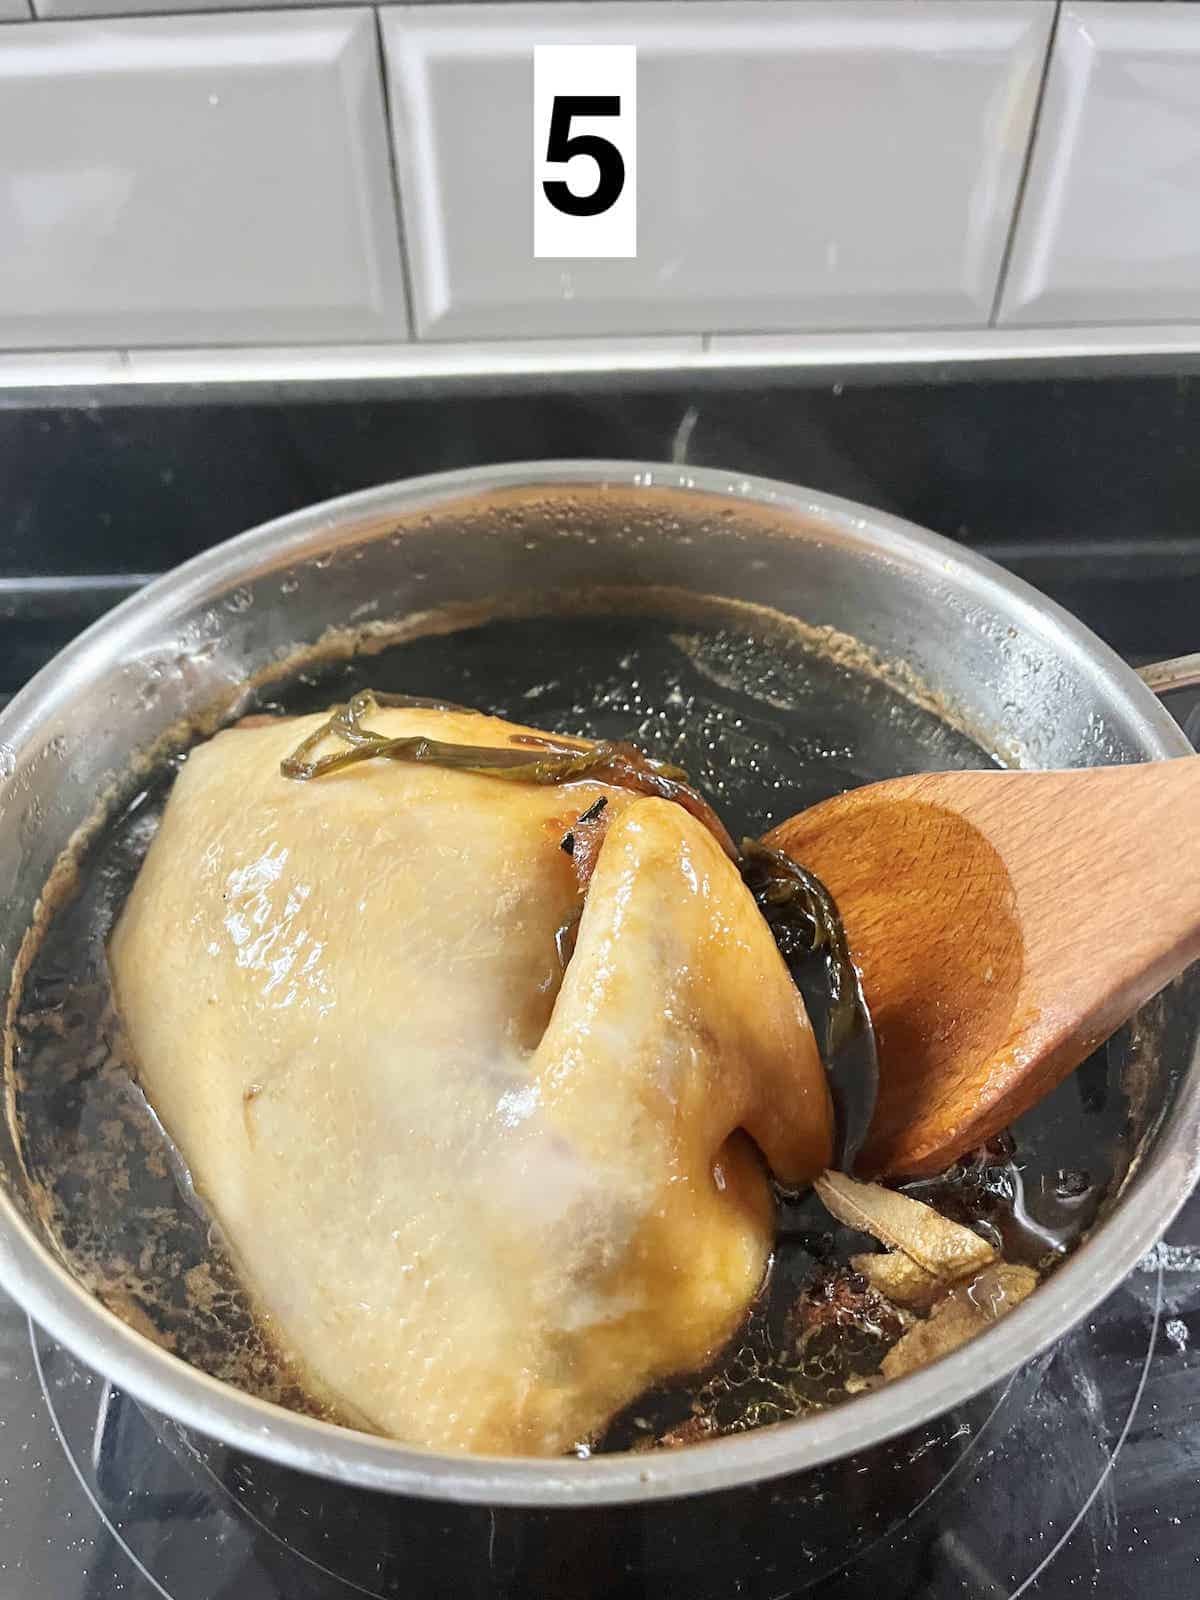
[7,609,1128,1450]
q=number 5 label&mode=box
[534,46,636,259]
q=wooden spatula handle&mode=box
[768,755,1200,1177]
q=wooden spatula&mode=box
[766,755,1200,1180]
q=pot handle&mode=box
[1138,654,1200,695]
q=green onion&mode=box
[279,690,737,858]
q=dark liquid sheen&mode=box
[8,611,1125,1450]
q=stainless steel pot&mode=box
[0,460,1196,1510]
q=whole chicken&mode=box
[110,702,832,1455]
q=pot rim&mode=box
[0,458,1195,1507]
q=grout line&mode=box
[990,0,1063,328]
[372,5,419,340]
[15,324,1200,394]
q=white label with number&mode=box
[533,45,636,259]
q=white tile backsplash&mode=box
[383,1,1051,341]
[13,0,1200,359]
[35,0,358,14]
[1000,3,1200,327]
[0,11,409,348]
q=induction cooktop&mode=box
[0,374,1197,1598]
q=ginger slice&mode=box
[880,1263,1038,1380]
[816,1172,1038,1384]
[849,1249,942,1312]
[816,1170,996,1280]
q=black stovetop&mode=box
[1,372,1198,1598]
